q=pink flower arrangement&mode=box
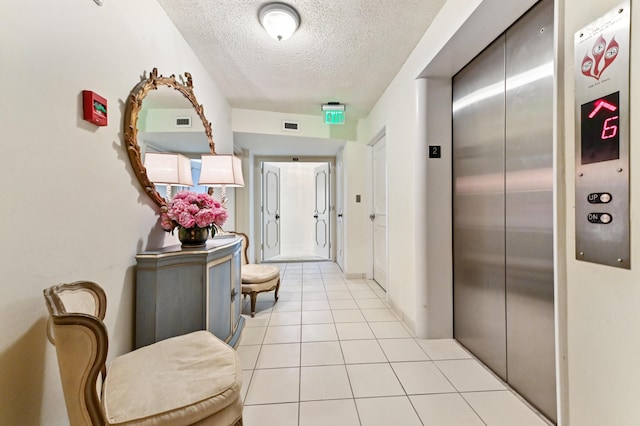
[160,191,228,233]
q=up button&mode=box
[587,192,612,204]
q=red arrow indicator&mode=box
[588,99,618,118]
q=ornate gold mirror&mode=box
[124,68,215,209]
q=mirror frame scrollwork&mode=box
[124,68,216,210]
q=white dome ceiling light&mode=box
[259,3,300,41]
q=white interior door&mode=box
[336,154,344,270]
[314,163,330,259]
[372,138,387,289]
[262,162,281,260]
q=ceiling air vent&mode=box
[175,117,192,128]
[282,121,299,132]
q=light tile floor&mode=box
[239,261,552,426]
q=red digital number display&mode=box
[581,91,619,164]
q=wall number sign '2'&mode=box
[429,146,441,158]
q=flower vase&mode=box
[178,226,209,248]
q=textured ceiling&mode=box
[156,0,446,120]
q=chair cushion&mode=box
[241,264,280,284]
[241,276,279,293]
[103,331,241,426]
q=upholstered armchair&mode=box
[43,281,243,426]
[232,232,280,317]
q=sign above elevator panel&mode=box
[574,1,630,269]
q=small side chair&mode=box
[232,232,280,317]
[43,281,243,426]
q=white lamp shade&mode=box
[199,155,245,187]
[144,152,193,186]
[259,3,299,41]
[232,156,245,186]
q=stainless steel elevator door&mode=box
[453,0,556,422]
[452,35,507,381]
[505,1,556,421]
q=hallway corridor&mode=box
[238,262,552,426]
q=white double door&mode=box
[261,162,331,261]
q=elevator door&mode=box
[453,0,555,422]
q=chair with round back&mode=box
[43,280,243,426]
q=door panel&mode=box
[505,0,556,421]
[232,249,242,334]
[336,153,344,269]
[453,35,507,380]
[314,163,330,259]
[372,138,387,289]
[208,258,231,341]
[262,163,280,260]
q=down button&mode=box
[588,213,612,224]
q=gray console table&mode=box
[135,237,245,349]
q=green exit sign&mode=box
[324,110,345,125]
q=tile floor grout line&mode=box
[333,288,362,426]
[404,394,428,426]
[458,392,491,426]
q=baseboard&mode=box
[387,298,417,336]
[345,272,366,279]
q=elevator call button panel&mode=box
[574,1,630,269]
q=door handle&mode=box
[313,214,319,219]
[338,214,343,218]
[231,287,237,303]
[275,214,280,220]
[369,214,376,220]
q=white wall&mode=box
[341,141,370,277]
[234,149,254,252]
[563,1,640,424]
[0,1,232,424]
[140,107,206,134]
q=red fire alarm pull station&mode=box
[82,90,108,126]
